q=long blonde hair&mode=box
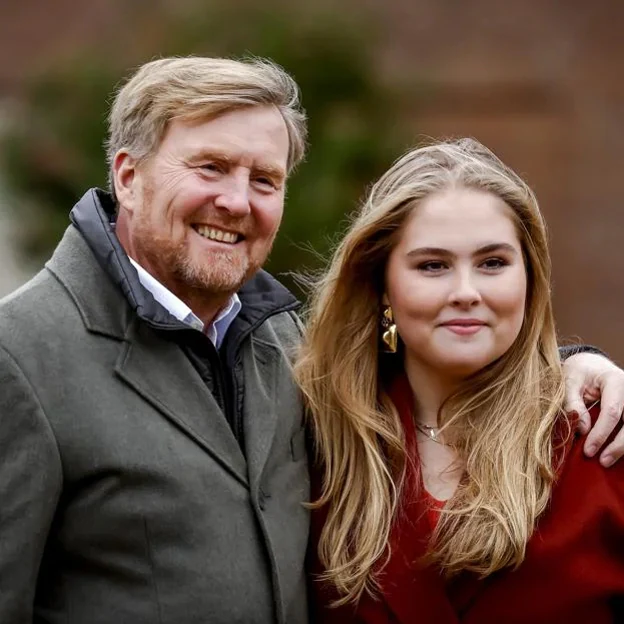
[295,138,566,604]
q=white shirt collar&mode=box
[209,294,242,349]
[128,258,241,348]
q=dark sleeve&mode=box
[558,344,607,360]
[0,344,63,622]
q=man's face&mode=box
[117,105,289,300]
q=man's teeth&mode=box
[195,226,239,244]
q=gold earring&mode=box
[380,305,397,353]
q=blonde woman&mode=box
[297,138,624,623]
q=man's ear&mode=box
[112,150,140,213]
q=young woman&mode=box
[297,138,624,623]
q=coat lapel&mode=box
[240,336,280,494]
[48,219,252,488]
[115,318,248,487]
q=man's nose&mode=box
[213,174,251,217]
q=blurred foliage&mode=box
[0,1,408,295]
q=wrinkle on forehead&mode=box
[163,107,289,173]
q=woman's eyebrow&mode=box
[406,242,518,258]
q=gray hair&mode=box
[106,56,307,201]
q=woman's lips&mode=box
[443,324,484,335]
[439,320,487,336]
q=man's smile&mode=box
[192,224,242,244]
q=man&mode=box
[0,56,622,624]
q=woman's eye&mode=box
[418,261,447,272]
[480,257,507,270]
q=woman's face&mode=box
[384,187,527,384]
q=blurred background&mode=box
[0,0,622,359]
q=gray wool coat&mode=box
[0,222,310,623]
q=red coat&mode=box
[309,377,624,623]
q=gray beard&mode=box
[171,246,252,296]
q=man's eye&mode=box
[200,163,221,172]
[254,177,276,188]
